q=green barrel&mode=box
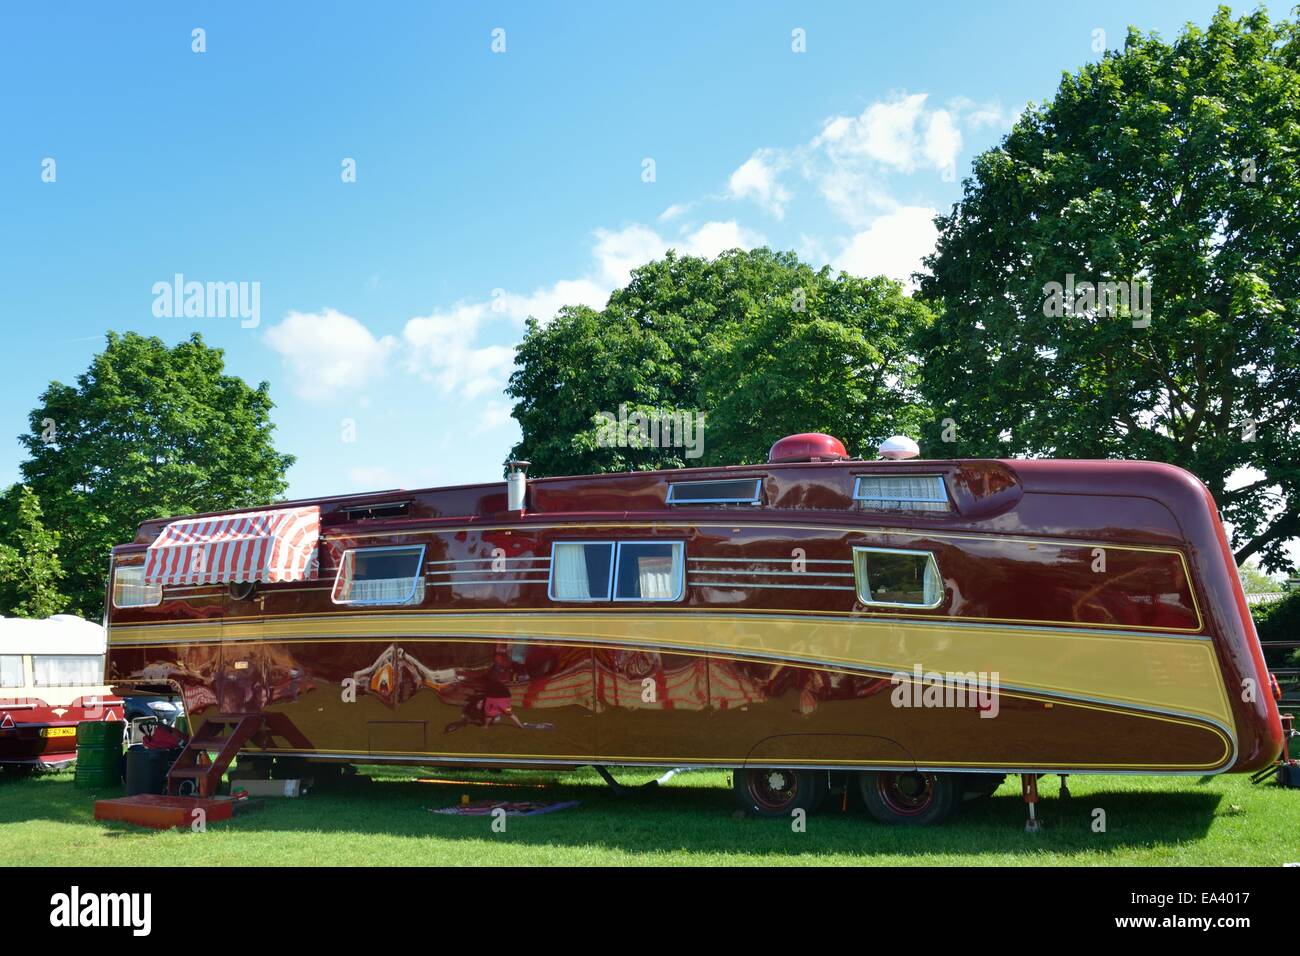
[74,720,124,790]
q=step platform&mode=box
[93,794,258,830]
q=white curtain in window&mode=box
[0,655,23,688]
[553,544,593,598]
[856,475,947,511]
[633,546,682,599]
[638,561,672,599]
[114,566,162,607]
[33,655,102,687]
[348,577,424,604]
[922,558,941,605]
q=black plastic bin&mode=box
[124,746,183,796]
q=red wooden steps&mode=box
[167,714,266,798]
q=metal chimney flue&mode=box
[506,459,530,512]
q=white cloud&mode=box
[478,400,516,431]
[680,220,764,258]
[492,278,610,325]
[922,110,962,173]
[832,206,938,288]
[946,96,1020,131]
[263,308,396,401]
[591,224,671,288]
[727,150,791,218]
[401,302,515,399]
[399,220,762,402]
[268,219,765,408]
[823,93,932,171]
[716,91,1014,227]
[804,93,962,224]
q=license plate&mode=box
[40,727,76,738]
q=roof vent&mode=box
[768,433,849,464]
[878,435,921,460]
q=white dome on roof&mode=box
[878,435,921,460]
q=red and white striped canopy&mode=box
[143,506,320,587]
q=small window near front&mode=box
[549,542,615,601]
[0,655,23,688]
[332,545,426,606]
[614,542,685,601]
[112,565,163,608]
[33,655,103,687]
[853,547,943,608]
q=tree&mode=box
[1238,561,1281,594]
[917,8,1300,571]
[508,248,934,475]
[17,332,295,616]
[0,484,68,618]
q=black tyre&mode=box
[858,770,960,826]
[961,773,1006,801]
[733,767,825,818]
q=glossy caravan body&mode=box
[103,457,1285,777]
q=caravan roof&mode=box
[0,615,106,656]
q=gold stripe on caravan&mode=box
[110,611,1234,729]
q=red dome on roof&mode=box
[767,433,850,464]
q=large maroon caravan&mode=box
[103,434,1285,825]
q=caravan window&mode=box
[853,475,949,512]
[112,565,163,608]
[614,542,685,601]
[549,542,615,601]
[853,547,943,608]
[33,655,102,687]
[0,655,23,688]
[332,545,426,606]
[666,478,763,506]
[549,540,684,602]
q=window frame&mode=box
[666,478,763,506]
[852,545,944,609]
[547,539,686,603]
[330,544,428,607]
[0,654,25,689]
[852,474,950,508]
[32,654,104,688]
[112,564,163,609]
[611,540,686,603]
[547,540,616,603]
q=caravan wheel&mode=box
[733,768,824,818]
[858,771,959,826]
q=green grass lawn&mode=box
[1,764,1297,866]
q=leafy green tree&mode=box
[1238,562,1282,594]
[0,484,68,618]
[917,8,1300,571]
[17,332,295,616]
[701,275,932,465]
[508,248,934,475]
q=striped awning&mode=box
[143,506,320,587]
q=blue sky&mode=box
[0,0,1234,502]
